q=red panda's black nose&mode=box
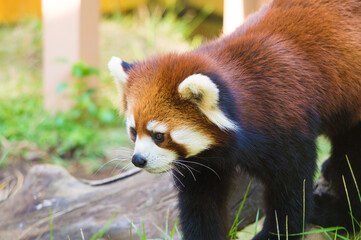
[132,154,147,168]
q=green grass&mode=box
[117,171,358,240]
[120,157,361,240]
[47,208,117,240]
[229,181,252,239]
[89,212,117,240]
[49,208,53,240]
[235,155,361,240]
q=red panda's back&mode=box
[201,0,361,133]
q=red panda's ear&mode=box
[178,74,219,110]
[108,56,134,113]
[178,74,238,131]
[107,56,134,91]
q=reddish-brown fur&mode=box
[126,55,231,152]
[203,0,361,134]
[121,0,361,239]
[127,0,361,138]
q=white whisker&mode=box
[159,165,183,192]
[93,157,127,176]
[174,161,197,182]
[176,159,220,180]
[172,171,185,188]
[159,160,185,188]
[111,160,124,175]
[172,166,185,177]
[120,162,134,172]
[174,161,200,173]
[109,147,134,154]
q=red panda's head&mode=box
[108,53,238,173]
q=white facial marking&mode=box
[178,74,238,131]
[146,120,168,133]
[170,128,213,157]
[126,114,135,138]
[134,136,177,173]
[108,56,128,84]
[202,108,238,131]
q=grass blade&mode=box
[333,228,338,240]
[342,175,356,236]
[129,220,144,240]
[286,215,288,240]
[90,212,117,240]
[346,156,361,203]
[49,207,53,240]
[130,222,132,240]
[275,210,280,240]
[303,179,306,240]
[142,221,146,239]
[228,181,252,239]
[170,218,179,238]
[254,209,260,237]
[288,226,349,239]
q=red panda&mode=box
[108,0,361,239]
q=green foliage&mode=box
[0,60,128,166]
[314,136,331,180]
[72,61,99,78]
[317,136,331,162]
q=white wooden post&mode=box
[42,0,99,113]
[223,0,245,35]
[223,0,271,35]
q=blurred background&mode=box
[0,0,280,180]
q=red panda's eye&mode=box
[153,133,164,143]
[130,127,137,141]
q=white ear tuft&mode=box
[178,74,238,131]
[108,56,129,113]
[178,74,219,110]
[108,56,128,84]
